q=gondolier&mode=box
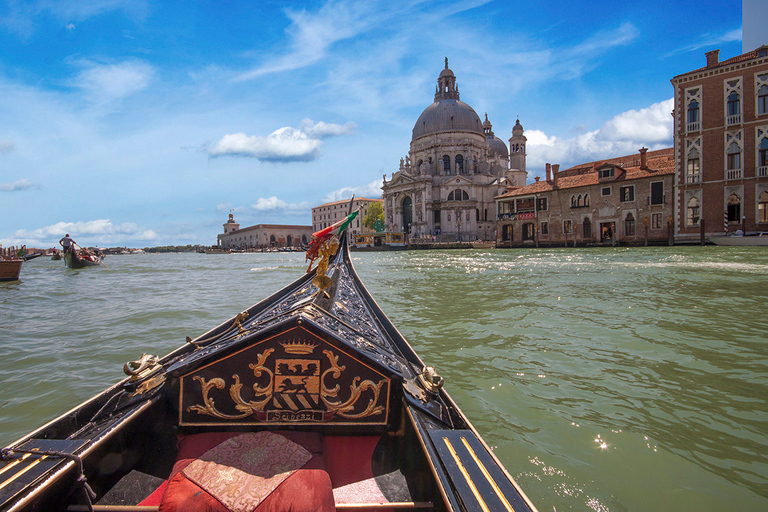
[59,234,75,251]
[0,199,539,512]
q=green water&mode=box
[1,248,766,511]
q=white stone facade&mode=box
[382,59,528,241]
[216,214,312,249]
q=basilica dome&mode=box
[412,58,484,141]
[412,99,484,140]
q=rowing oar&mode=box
[74,243,108,268]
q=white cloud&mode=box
[664,28,742,58]
[526,98,673,176]
[0,179,39,191]
[0,139,14,154]
[208,119,355,162]
[250,196,312,215]
[299,118,356,139]
[74,60,154,105]
[323,179,383,202]
[7,219,157,247]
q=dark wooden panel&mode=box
[0,439,88,505]
[179,325,391,427]
[429,429,533,512]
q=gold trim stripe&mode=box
[442,437,490,512]
[0,455,48,491]
[460,437,515,512]
[0,453,31,477]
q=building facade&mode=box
[671,46,768,243]
[312,197,384,235]
[495,148,675,247]
[381,59,527,242]
[216,213,312,249]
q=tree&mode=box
[362,202,385,230]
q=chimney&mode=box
[534,176,540,182]
[546,163,551,181]
[706,49,720,67]
[552,164,560,174]
[639,147,648,170]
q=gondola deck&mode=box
[1,220,538,512]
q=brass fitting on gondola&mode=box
[418,366,444,394]
[124,353,161,382]
[233,311,249,334]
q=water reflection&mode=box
[1,247,767,511]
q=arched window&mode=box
[302,235,308,244]
[727,142,741,170]
[759,191,768,223]
[443,155,451,175]
[687,100,699,126]
[577,195,583,207]
[571,195,577,208]
[759,84,768,115]
[584,194,590,207]
[687,197,700,226]
[759,138,768,172]
[625,213,635,236]
[727,91,741,118]
[455,155,464,174]
[727,194,742,223]
[447,189,468,201]
[582,218,592,238]
[687,148,701,182]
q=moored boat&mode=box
[708,232,768,246]
[0,212,539,512]
[62,246,103,268]
[0,259,23,282]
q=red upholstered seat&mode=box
[158,431,334,512]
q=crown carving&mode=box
[279,340,318,354]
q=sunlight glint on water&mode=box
[1,247,766,512]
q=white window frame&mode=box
[724,77,743,127]
[755,72,768,116]
[725,130,743,180]
[685,86,702,133]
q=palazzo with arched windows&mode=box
[672,45,768,241]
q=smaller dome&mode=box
[488,137,509,159]
[513,118,524,133]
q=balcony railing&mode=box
[726,168,742,180]
[758,166,768,178]
[686,121,700,132]
[727,114,741,125]
[686,173,701,184]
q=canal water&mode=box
[1,247,766,512]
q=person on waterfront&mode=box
[59,234,75,252]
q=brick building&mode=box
[311,197,383,236]
[671,45,768,242]
[495,148,675,247]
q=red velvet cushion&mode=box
[158,431,334,512]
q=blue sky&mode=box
[0,0,746,248]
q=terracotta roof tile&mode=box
[497,148,674,198]
[673,45,768,79]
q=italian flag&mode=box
[305,209,359,271]
[311,209,359,240]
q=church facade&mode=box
[381,59,528,241]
